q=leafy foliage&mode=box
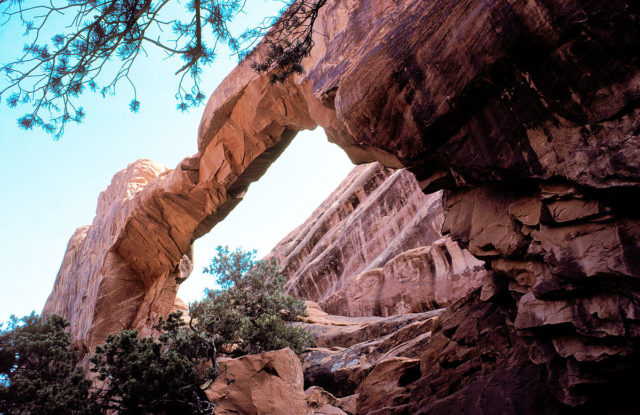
[192,246,315,357]
[89,313,215,415]
[246,0,327,83]
[0,0,327,138]
[0,313,97,415]
[0,312,215,414]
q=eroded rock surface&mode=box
[320,238,486,317]
[42,160,181,354]
[270,162,485,317]
[298,301,442,398]
[305,386,354,415]
[204,348,307,415]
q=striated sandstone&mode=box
[320,238,486,317]
[270,162,446,313]
[300,304,442,398]
[270,161,486,317]
[295,300,440,349]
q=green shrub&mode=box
[89,313,214,415]
[0,313,97,415]
[0,246,314,413]
[191,246,315,357]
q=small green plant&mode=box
[191,246,315,357]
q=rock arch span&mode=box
[43,0,401,353]
[44,0,640,408]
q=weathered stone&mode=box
[508,198,542,227]
[442,188,532,258]
[336,394,357,415]
[409,291,560,415]
[269,162,486,318]
[320,239,486,317]
[42,160,177,354]
[270,162,447,313]
[305,386,339,409]
[305,386,352,415]
[356,357,421,415]
[542,199,604,224]
[294,301,440,349]
[204,348,307,415]
[310,405,347,415]
[301,306,441,398]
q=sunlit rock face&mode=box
[269,162,486,317]
[44,0,639,411]
[42,160,183,354]
[204,348,308,415]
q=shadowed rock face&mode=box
[44,0,639,411]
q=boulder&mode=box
[300,305,442,398]
[305,386,353,415]
[204,348,307,415]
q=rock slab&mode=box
[205,348,307,415]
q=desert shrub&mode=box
[89,313,215,415]
[191,246,315,357]
[0,313,97,415]
[0,312,213,415]
[0,246,314,413]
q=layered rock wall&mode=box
[269,162,485,317]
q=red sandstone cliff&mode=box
[269,162,486,317]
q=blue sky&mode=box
[0,2,354,322]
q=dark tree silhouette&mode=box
[0,0,326,138]
[0,313,98,415]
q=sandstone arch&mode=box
[43,0,425,353]
[44,0,640,409]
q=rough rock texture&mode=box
[408,289,561,415]
[270,163,443,304]
[270,162,486,317]
[295,301,440,349]
[42,160,186,354]
[305,386,353,415]
[320,238,486,317]
[44,0,640,411]
[204,348,307,415]
[299,302,442,398]
[355,357,421,415]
